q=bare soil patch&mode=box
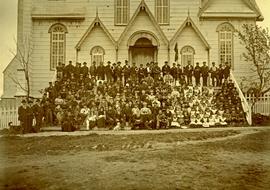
[1,128,270,190]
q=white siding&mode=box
[78,26,116,64]
[172,26,208,66]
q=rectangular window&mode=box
[156,0,169,24]
[219,31,233,66]
[115,0,129,25]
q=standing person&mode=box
[152,62,161,81]
[56,62,64,81]
[122,60,130,84]
[138,64,145,82]
[223,62,231,82]
[170,63,178,84]
[74,62,81,79]
[32,99,44,132]
[145,62,152,76]
[89,61,97,79]
[27,100,34,133]
[176,64,184,85]
[162,61,170,76]
[18,100,28,134]
[115,61,122,82]
[97,62,105,80]
[81,62,89,79]
[130,62,138,82]
[217,64,224,86]
[210,62,218,87]
[194,62,201,86]
[105,61,113,83]
[201,62,209,86]
[184,61,193,85]
[65,60,75,79]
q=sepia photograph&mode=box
[0,0,270,189]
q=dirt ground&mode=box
[0,127,270,190]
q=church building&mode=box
[2,0,263,98]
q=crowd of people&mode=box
[18,60,246,133]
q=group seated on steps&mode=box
[38,74,246,132]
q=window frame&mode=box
[90,46,105,66]
[217,22,235,69]
[155,0,170,25]
[181,45,195,67]
[114,0,130,26]
[49,23,67,71]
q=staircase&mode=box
[230,72,252,125]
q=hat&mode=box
[21,100,26,103]
[83,62,87,65]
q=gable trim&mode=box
[170,16,210,50]
[75,15,116,50]
[117,0,169,48]
[198,0,264,21]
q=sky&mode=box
[0,0,270,97]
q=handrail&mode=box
[230,72,252,125]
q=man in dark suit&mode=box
[138,64,145,82]
[89,61,97,79]
[97,62,105,80]
[130,62,138,82]
[184,61,193,85]
[210,62,218,87]
[170,63,178,84]
[223,62,231,81]
[105,61,113,83]
[162,61,171,76]
[80,62,89,79]
[115,61,122,82]
[152,62,161,81]
[194,62,201,86]
[176,64,184,84]
[201,61,209,86]
[122,60,131,84]
[65,60,75,79]
[18,100,28,134]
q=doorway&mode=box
[129,38,157,66]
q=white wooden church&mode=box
[2,0,263,99]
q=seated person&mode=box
[97,107,106,128]
[156,109,170,129]
[140,102,153,129]
[131,104,141,129]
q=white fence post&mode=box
[0,98,19,129]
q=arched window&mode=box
[181,46,195,67]
[217,22,234,68]
[90,46,105,65]
[49,23,67,70]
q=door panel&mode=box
[132,47,154,66]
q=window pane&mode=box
[50,24,66,69]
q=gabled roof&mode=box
[117,0,169,47]
[199,0,264,21]
[170,16,210,50]
[75,14,116,50]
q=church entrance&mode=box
[129,37,157,66]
